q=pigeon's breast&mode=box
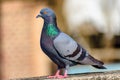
[53,33,78,57]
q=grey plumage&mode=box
[36,8,106,78]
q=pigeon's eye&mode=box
[43,11,48,14]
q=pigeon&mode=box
[36,8,106,79]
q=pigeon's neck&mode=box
[44,17,56,24]
[43,22,60,38]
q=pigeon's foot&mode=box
[47,70,68,79]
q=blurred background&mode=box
[0,0,120,79]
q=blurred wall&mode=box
[0,0,2,79]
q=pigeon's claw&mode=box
[47,70,68,79]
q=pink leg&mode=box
[63,70,68,78]
[47,70,68,79]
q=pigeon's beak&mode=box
[36,13,42,18]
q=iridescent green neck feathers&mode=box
[46,24,59,37]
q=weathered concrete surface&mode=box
[11,70,120,80]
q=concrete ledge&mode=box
[11,70,120,80]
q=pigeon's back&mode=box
[53,32,78,57]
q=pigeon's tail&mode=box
[92,65,107,69]
[87,55,107,69]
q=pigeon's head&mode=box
[36,8,56,20]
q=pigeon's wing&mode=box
[53,32,105,68]
[53,32,87,62]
